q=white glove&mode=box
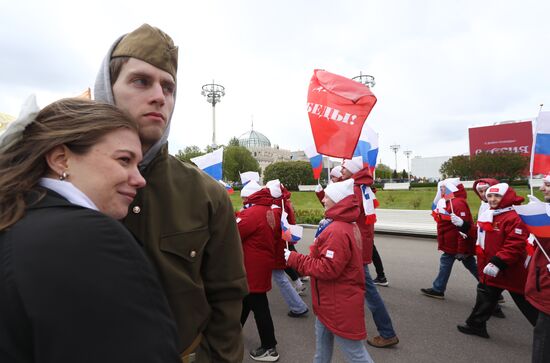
[458,231,468,239]
[315,184,323,193]
[483,263,500,277]
[451,214,464,227]
[284,248,291,262]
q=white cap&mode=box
[241,180,262,197]
[330,165,343,178]
[486,183,509,197]
[475,181,490,190]
[324,178,355,204]
[240,171,260,185]
[266,179,282,198]
[342,158,362,174]
[445,177,461,187]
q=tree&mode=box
[371,163,392,180]
[440,155,473,179]
[223,145,260,182]
[401,169,408,179]
[470,151,528,181]
[440,151,529,181]
[228,137,240,147]
[392,169,398,180]
[175,145,204,163]
[263,161,316,190]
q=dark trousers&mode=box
[372,244,385,278]
[466,283,538,329]
[533,311,550,363]
[241,293,277,349]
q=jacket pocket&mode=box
[160,228,209,263]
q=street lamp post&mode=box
[403,150,412,181]
[389,144,400,181]
[352,71,376,88]
[201,81,225,148]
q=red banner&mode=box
[307,69,377,159]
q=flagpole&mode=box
[533,235,550,264]
[530,104,544,196]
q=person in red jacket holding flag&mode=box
[340,158,399,349]
[457,183,538,339]
[421,178,478,299]
[285,178,374,363]
[525,174,550,362]
[237,181,280,362]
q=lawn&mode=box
[230,186,544,224]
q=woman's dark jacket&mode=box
[0,190,180,362]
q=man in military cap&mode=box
[94,24,248,363]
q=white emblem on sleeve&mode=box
[326,250,334,259]
[514,228,522,235]
[460,212,466,217]
[236,217,242,223]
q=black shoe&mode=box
[420,288,445,299]
[249,347,279,362]
[373,276,389,287]
[492,307,506,319]
[457,324,489,338]
[287,308,308,318]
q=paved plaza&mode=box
[242,228,532,363]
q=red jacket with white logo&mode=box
[287,195,366,340]
[477,187,529,294]
[237,189,278,293]
[525,236,550,314]
[436,185,476,255]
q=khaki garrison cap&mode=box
[112,24,178,80]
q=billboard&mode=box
[468,121,533,156]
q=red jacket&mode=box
[287,195,366,340]
[436,185,476,255]
[237,189,278,293]
[476,187,529,294]
[525,236,550,314]
[351,168,375,264]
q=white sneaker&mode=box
[250,347,279,362]
[300,276,310,282]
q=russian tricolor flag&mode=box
[304,145,323,180]
[191,147,223,181]
[352,124,379,171]
[443,183,458,200]
[281,210,303,244]
[218,180,234,194]
[532,111,550,175]
[513,200,550,238]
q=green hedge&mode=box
[294,209,324,225]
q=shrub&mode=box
[294,209,324,225]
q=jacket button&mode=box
[190,250,197,258]
[132,206,141,214]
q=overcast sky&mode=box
[1,0,549,171]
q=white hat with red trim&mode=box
[486,183,509,196]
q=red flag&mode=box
[307,69,377,158]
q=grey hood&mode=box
[93,35,174,170]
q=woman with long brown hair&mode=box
[0,97,180,362]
